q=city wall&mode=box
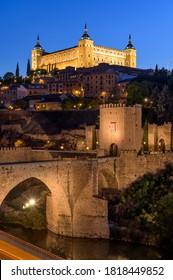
[0,147,53,163]
[115,151,173,189]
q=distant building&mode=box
[32,24,136,72]
[24,94,61,109]
[23,84,48,95]
[47,63,139,99]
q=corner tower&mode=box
[32,35,44,70]
[124,34,136,68]
[78,24,94,68]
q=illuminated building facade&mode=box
[99,103,142,155]
[32,25,136,72]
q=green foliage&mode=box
[112,164,173,248]
[155,193,173,247]
[26,59,31,76]
[126,81,153,105]
[15,63,19,77]
[23,208,46,229]
[14,99,27,110]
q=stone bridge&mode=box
[1,147,173,239]
[0,159,109,239]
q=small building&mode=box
[35,100,62,111]
[24,94,62,110]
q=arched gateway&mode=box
[0,160,109,239]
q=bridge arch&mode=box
[0,160,109,238]
[0,177,51,228]
[0,165,72,235]
[98,167,118,190]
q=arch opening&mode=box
[158,138,165,153]
[110,143,118,157]
[0,177,51,229]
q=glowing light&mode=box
[29,199,35,205]
[23,199,36,209]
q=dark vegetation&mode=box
[109,164,173,250]
[125,67,173,124]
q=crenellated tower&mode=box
[31,35,44,71]
[99,103,143,156]
[124,34,136,68]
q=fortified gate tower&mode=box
[99,103,143,156]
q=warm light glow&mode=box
[23,199,36,209]
[14,139,25,148]
[29,199,35,205]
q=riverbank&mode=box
[0,223,172,260]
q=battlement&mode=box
[0,147,53,163]
[121,149,137,154]
[0,147,31,151]
[100,103,142,109]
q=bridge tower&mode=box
[99,103,143,156]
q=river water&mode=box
[0,224,172,260]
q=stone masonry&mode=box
[0,156,109,239]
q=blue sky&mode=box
[0,0,173,77]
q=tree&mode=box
[126,81,153,105]
[3,72,14,80]
[155,193,173,248]
[15,63,19,77]
[26,59,31,76]
[151,85,172,120]
[155,64,159,74]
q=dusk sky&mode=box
[0,0,173,77]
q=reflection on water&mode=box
[0,224,172,260]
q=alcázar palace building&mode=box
[32,24,136,72]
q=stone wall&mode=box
[148,123,172,152]
[0,147,53,163]
[115,151,173,189]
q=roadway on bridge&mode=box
[0,240,40,260]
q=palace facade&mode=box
[32,24,136,72]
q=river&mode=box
[0,224,172,260]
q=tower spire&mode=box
[34,35,43,49]
[125,34,135,50]
[80,23,92,40]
